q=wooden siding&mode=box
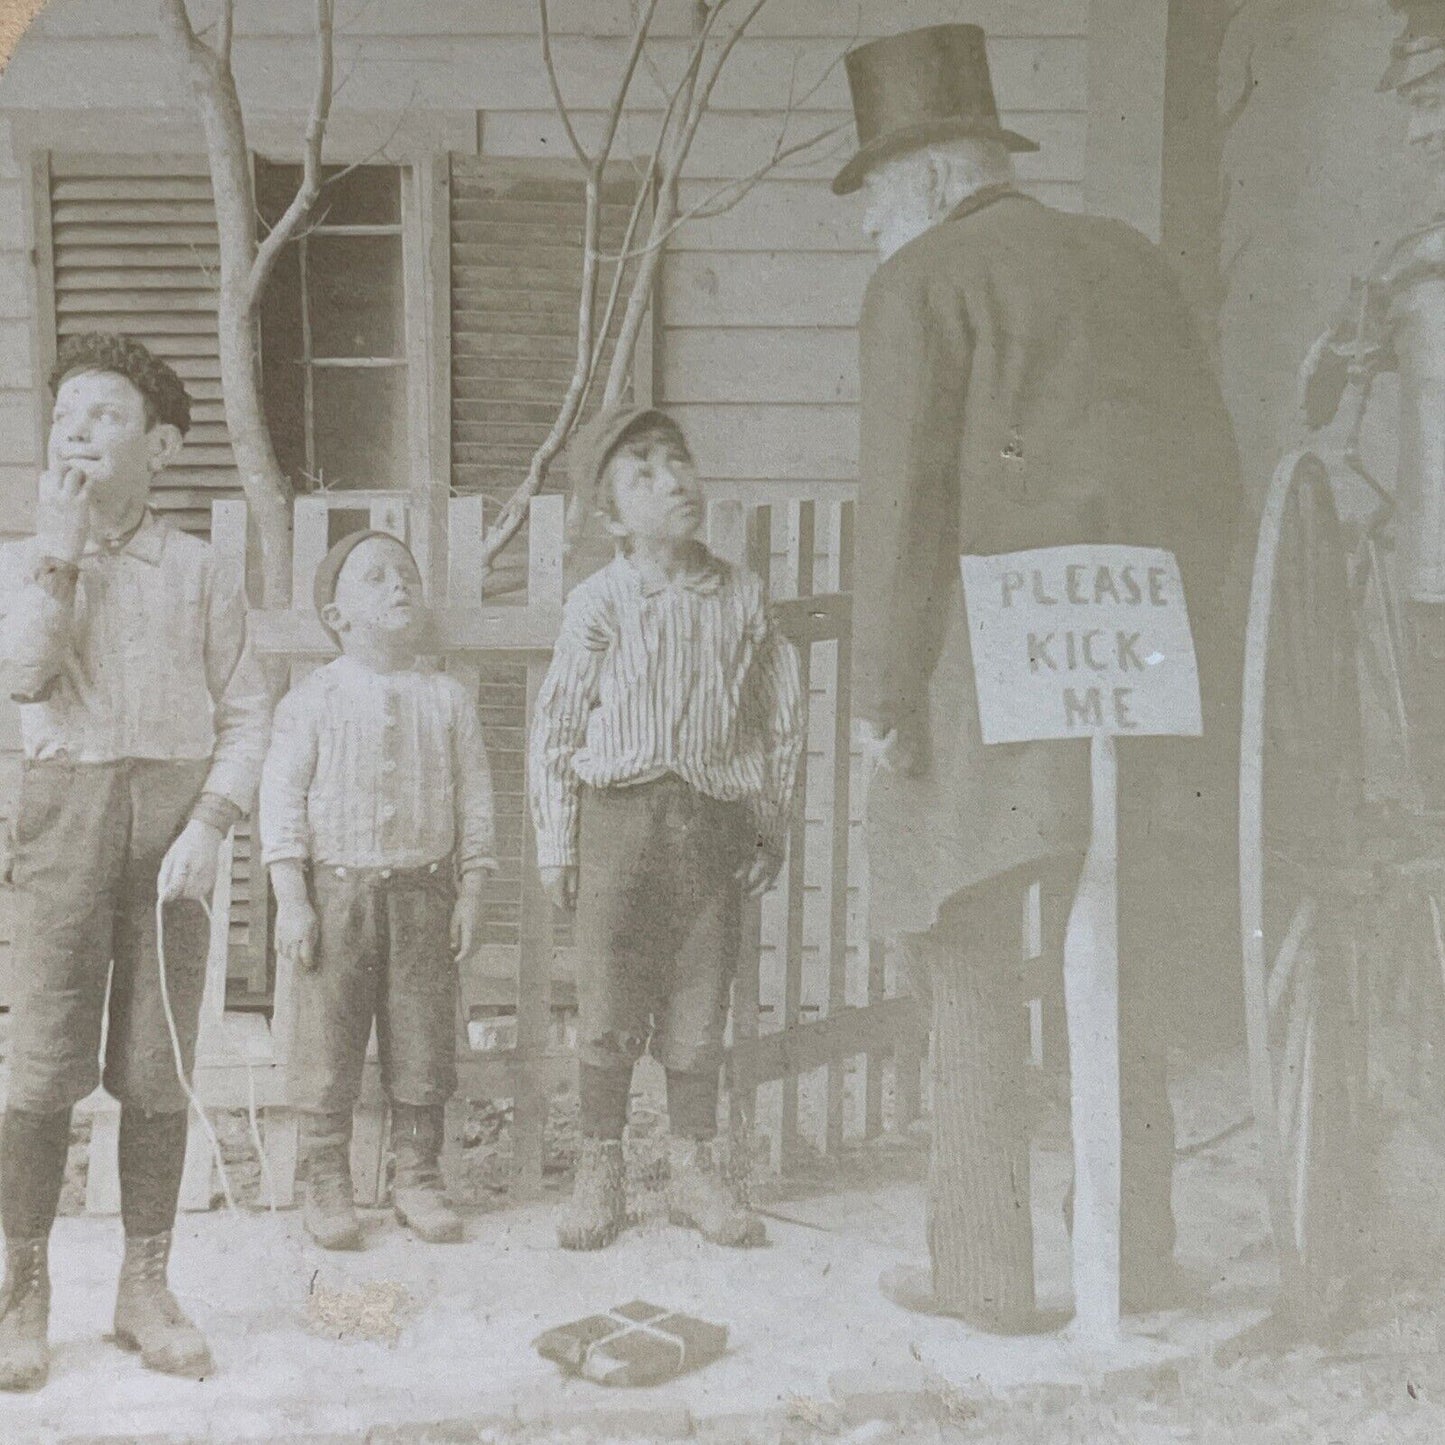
[0,0,1096,996]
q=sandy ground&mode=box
[4,1045,1445,1443]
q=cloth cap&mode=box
[312,529,415,646]
[565,406,689,541]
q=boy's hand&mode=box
[451,873,487,960]
[738,843,785,897]
[157,819,222,903]
[274,895,320,972]
[35,465,91,564]
[539,864,577,913]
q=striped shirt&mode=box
[260,654,498,875]
[0,510,269,811]
[528,544,805,869]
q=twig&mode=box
[217,0,233,66]
[538,0,591,167]
[247,0,335,307]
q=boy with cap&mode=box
[0,332,270,1388]
[259,530,496,1250]
[529,406,805,1251]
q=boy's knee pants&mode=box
[574,777,750,1075]
[5,759,211,1115]
[288,863,459,1114]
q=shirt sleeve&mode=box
[450,682,499,877]
[201,562,273,813]
[739,599,806,859]
[854,260,970,740]
[0,543,79,705]
[258,686,318,869]
[527,590,606,869]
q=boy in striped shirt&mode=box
[529,406,805,1251]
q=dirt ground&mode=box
[31,1046,1445,1444]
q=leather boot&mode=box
[666,1137,765,1247]
[113,1232,214,1379]
[300,1114,363,1251]
[391,1104,463,1244]
[0,1238,49,1391]
[556,1138,626,1251]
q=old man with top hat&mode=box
[835,24,1245,1333]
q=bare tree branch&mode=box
[217,0,233,66]
[539,0,592,166]
[247,0,335,307]
[1222,47,1256,132]
[593,0,664,167]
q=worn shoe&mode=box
[303,1169,364,1251]
[556,1138,627,1251]
[666,1137,765,1248]
[0,1238,50,1391]
[391,1104,464,1244]
[113,1233,214,1379]
[300,1112,363,1251]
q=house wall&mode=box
[0,0,1162,995]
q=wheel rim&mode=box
[1240,450,1366,1316]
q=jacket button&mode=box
[381,868,393,880]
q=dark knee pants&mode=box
[6,759,211,1115]
[916,848,1177,1316]
[574,778,748,1075]
[287,863,459,1115]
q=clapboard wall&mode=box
[0,0,1161,988]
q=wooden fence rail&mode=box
[16,484,947,1213]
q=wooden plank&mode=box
[481,110,1085,185]
[863,938,886,1139]
[526,494,565,613]
[30,152,56,466]
[511,657,552,1200]
[672,405,858,483]
[291,497,331,610]
[730,997,924,1087]
[34,0,1089,41]
[369,494,408,540]
[662,253,872,330]
[779,502,812,1170]
[52,176,214,202]
[770,593,851,647]
[664,328,858,406]
[824,503,852,1158]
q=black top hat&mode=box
[832,24,1038,197]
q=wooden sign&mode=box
[960,544,1202,1345]
[959,546,1202,745]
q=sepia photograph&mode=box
[0,0,1436,1440]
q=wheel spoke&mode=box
[1269,896,1317,1017]
[1292,1011,1317,1255]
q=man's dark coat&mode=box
[855,186,1244,938]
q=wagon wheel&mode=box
[1240,450,1372,1327]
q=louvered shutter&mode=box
[42,154,235,536]
[39,153,270,996]
[448,159,645,949]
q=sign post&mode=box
[960,545,1202,1345]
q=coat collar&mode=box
[82,507,166,565]
[944,182,1025,228]
[620,542,725,598]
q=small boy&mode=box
[260,530,496,1250]
[529,406,805,1251]
[0,333,270,1389]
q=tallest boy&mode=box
[0,333,269,1388]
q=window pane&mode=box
[312,366,409,490]
[255,162,400,228]
[306,234,405,358]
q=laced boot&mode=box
[556,1139,627,1251]
[0,1239,49,1391]
[113,1233,213,1379]
[666,1137,765,1247]
[300,1114,362,1251]
[391,1104,463,1244]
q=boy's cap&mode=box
[313,529,414,645]
[567,405,688,510]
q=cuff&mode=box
[190,791,244,835]
[534,842,578,869]
[29,555,79,602]
[459,857,500,880]
[263,847,309,871]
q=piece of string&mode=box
[154,893,277,1213]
